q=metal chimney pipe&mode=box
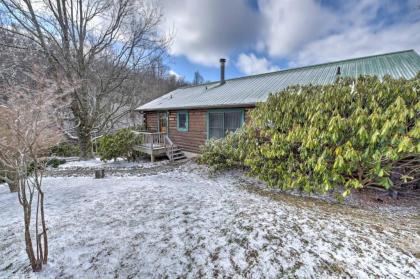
[220,58,226,85]
[336,66,341,76]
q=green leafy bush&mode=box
[200,74,419,197]
[198,130,247,172]
[245,75,419,196]
[98,128,141,161]
[50,142,80,157]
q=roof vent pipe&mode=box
[220,58,226,85]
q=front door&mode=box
[158,112,168,133]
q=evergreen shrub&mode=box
[98,128,141,161]
[50,142,80,157]
[200,75,420,197]
[198,130,246,171]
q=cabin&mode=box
[135,50,420,161]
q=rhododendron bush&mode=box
[200,74,420,197]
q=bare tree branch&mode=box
[0,0,171,158]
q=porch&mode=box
[132,131,186,162]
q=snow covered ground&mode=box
[57,157,169,170]
[0,163,419,278]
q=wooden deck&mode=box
[132,131,186,162]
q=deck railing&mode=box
[132,131,167,150]
[164,135,174,161]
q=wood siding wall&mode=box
[168,110,207,153]
[144,107,254,153]
[145,112,158,132]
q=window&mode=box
[208,112,224,139]
[177,111,189,132]
[208,109,244,139]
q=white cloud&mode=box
[258,0,337,57]
[236,53,279,75]
[157,0,420,70]
[255,0,420,66]
[168,70,183,80]
[286,0,420,66]
[159,0,261,67]
[292,21,420,66]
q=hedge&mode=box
[199,74,420,197]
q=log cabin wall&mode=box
[144,107,254,153]
[168,109,207,153]
[145,111,158,132]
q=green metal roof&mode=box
[138,50,420,111]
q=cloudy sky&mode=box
[159,0,420,82]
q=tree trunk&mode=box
[79,129,93,160]
[8,181,19,193]
[23,203,40,271]
[6,174,19,193]
[71,85,94,160]
[39,191,48,264]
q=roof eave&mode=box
[136,102,257,112]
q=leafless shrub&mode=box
[0,72,71,272]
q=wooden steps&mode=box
[167,146,187,161]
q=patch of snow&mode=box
[57,157,169,170]
[0,164,419,278]
[58,158,103,169]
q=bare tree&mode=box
[0,0,170,159]
[193,70,204,85]
[0,72,69,272]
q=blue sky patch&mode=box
[160,0,420,82]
